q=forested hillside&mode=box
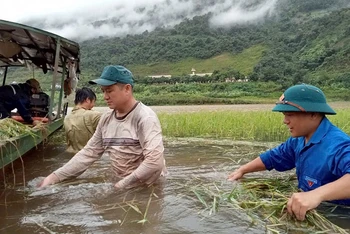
[4,0,350,106]
[79,0,350,89]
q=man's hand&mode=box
[227,168,244,181]
[32,120,41,126]
[286,191,322,221]
[114,181,127,191]
[38,173,60,188]
[114,182,121,190]
[227,157,266,182]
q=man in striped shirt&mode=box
[39,65,167,190]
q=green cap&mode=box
[89,65,134,87]
[272,84,336,115]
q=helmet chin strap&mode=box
[275,100,306,112]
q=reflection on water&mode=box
[0,132,349,234]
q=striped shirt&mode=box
[54,102,167,188]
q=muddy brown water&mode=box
[1,104,350,234]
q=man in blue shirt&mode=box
[228,84,350,221]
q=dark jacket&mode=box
[0,83,33,123]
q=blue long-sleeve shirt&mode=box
[260,117,350,205]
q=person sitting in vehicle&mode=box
[64,87,102,153]
[0,78,42,125]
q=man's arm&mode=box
[227,157,266,181]
[287,174,350,221]
[228,139,298,181]
[39,116,105,187]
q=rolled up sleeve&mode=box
[260,139,296,172]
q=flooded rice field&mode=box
[1,133,350,234]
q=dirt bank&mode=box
[85,101,349,114]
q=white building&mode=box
[147,75,172,78]
[190,68,212,77]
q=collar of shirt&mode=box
[305,117,332,146]
[72,106,88,112]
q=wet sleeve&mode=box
[118,115,165,188]
[53,114,106,181]
[260,138,297,172]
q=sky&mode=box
[2,0,280,41]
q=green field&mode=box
[158,109,350,142]
[128,44,267,76]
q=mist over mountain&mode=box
[21,0,280,41]
[20,0,349,42]
[69,0,349,91]
[3,0,350,107]
[12,0,349,91]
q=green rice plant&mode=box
[29,218,56,234]
[95,186,160,226]
[159,111,289,141]
[159,109,350,142]
[328,110,350,134]
[187,176,349,234]
[137,187,156,224]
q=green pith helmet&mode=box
[89,65,134,87]
[272,84,336,115]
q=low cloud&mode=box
[18,0,280,41]
[209,0,279,27]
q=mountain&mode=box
[77,0,350,88]
[5,0,350,92]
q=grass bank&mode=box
[92,82,350,106]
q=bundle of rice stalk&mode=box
[189,176,348,234]
[33,121,49,141]
[0,118,38,142]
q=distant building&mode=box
[226,77,249,82]
[237,76,249,82]
[191,68,196,75]
[147,75,172,78]
[225,78,236,82]
[190,68,213,77]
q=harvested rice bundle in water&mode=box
[189,176,349,234]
